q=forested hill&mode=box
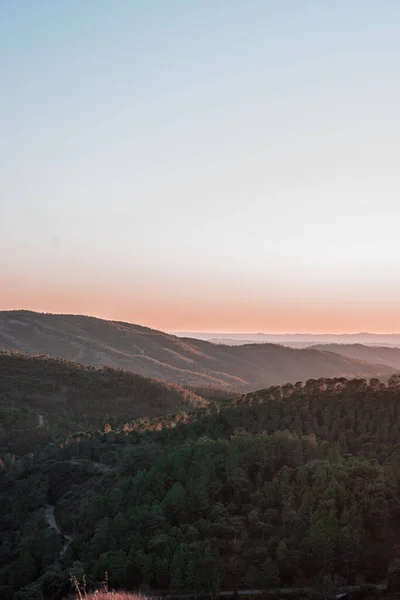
[3,376,400,599]
[0,311,396,390]
[0,352,205,455]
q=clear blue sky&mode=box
[1,1,400,332]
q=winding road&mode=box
[44,459,115,557]
[45,504,73,557]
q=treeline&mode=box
[2,376,400,599]
[56,375,400,464]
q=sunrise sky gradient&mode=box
[2,1,400,333]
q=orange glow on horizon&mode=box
[2,274,400,334]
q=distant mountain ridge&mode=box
[0,310,396,390]
[174,331,400,346]
[309,343,400,371]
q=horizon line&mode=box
[172,331,400,336]
[2,309,400,337]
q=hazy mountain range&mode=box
[0,310,397,391]
[174,331,400,347]
[309,343,400,371]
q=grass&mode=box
[70,572,152,600]
[82,594,151,600]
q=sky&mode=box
[1,0,400,333]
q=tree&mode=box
[260,557,280,590]
[388,558,400,592]
[162,482,186,524]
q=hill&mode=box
[3,376,400,599]
[0,352,205,455]
[310,343,400,371]
[0,311,396,390]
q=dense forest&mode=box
[0,352,206,455]
[3,376,400,599]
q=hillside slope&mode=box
[3,377,400,599]
[0,310,395,390]
[310,343,400,371]
[0,352,205,455]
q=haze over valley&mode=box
[175,332,400,347]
